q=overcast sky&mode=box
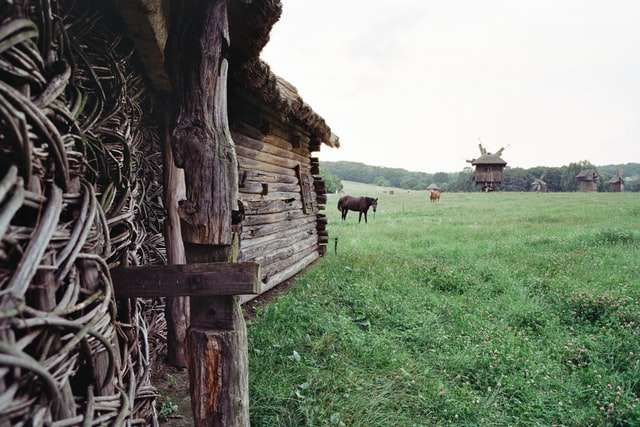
[261,0,640,173]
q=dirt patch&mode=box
[153,363,192,426]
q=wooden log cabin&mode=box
[468,144,508,192]
[576,169,600,192]
[0,0,338,424]
[119,0,339,299]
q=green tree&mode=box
[320,168,343,193]
[374,176,391,187]
[433,172,450,184]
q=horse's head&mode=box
[371,198,378,213]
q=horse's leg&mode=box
[359,212,362,223]
[365,211,368,223]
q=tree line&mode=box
[322,161,640,192]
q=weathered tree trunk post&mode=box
[165,0,247,425]
[162,108,190,368]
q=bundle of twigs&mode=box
[0,0,165,424]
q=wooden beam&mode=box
[114,0,171,91]
[110,262,261,298]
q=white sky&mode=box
[261,0,640,173]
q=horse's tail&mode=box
[337,198,343,211]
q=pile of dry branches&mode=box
[0,0,165,424]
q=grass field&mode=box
[247,182,640,426]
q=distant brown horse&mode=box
[338,195,378,223]
[429,190,441,203]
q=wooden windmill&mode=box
[467,144,508,192]
[607,169,625,192]
[531,173,548,192]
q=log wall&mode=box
[231,119,327,299]
[473,166,504,183]
[577,180,598,192]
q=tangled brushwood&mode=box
[0,0,165,424]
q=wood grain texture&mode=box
[111,262,260,298]
[163,109,190,368]
[165,0,238,245]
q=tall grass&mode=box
[249,187,640,426]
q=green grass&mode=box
[248,183,640,426]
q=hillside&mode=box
[323,161,640,192]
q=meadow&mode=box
[248,182,640,426]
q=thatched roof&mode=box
[468,144,507,166]
[576,169,599,181]
[607,175,624,184]
[118,0,339,148]
[228,0,339,148]
[427,184,441,191]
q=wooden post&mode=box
[164,1,246,425]
[163,107,190,368]
[110,261,259,427]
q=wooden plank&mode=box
[111,262,261,298]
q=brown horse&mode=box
[338,195,378,223]
[429,190,441,203]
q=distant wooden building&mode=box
[607,172,625,192]
[468,144,507,192]
[576,169,599,192]
[427,183,441,192]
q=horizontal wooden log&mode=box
[240,228,317,262]
[242,221,317,251]
[241,251,320,303]
[253,234,318,266]
[318,236,329,244]
[242,216,316,240]
[239,181,266,194]
[242,199,303,215]
[240,169,298,185]
[111,262,261,297]
[239,191,301,202]
[316,195,327,204]
[236,145,305,171]
[261,241,318,280]
[237,154,297,177]
[233,132,310,165]
[242,210,308,226]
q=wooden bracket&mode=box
[110,262,261,298]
